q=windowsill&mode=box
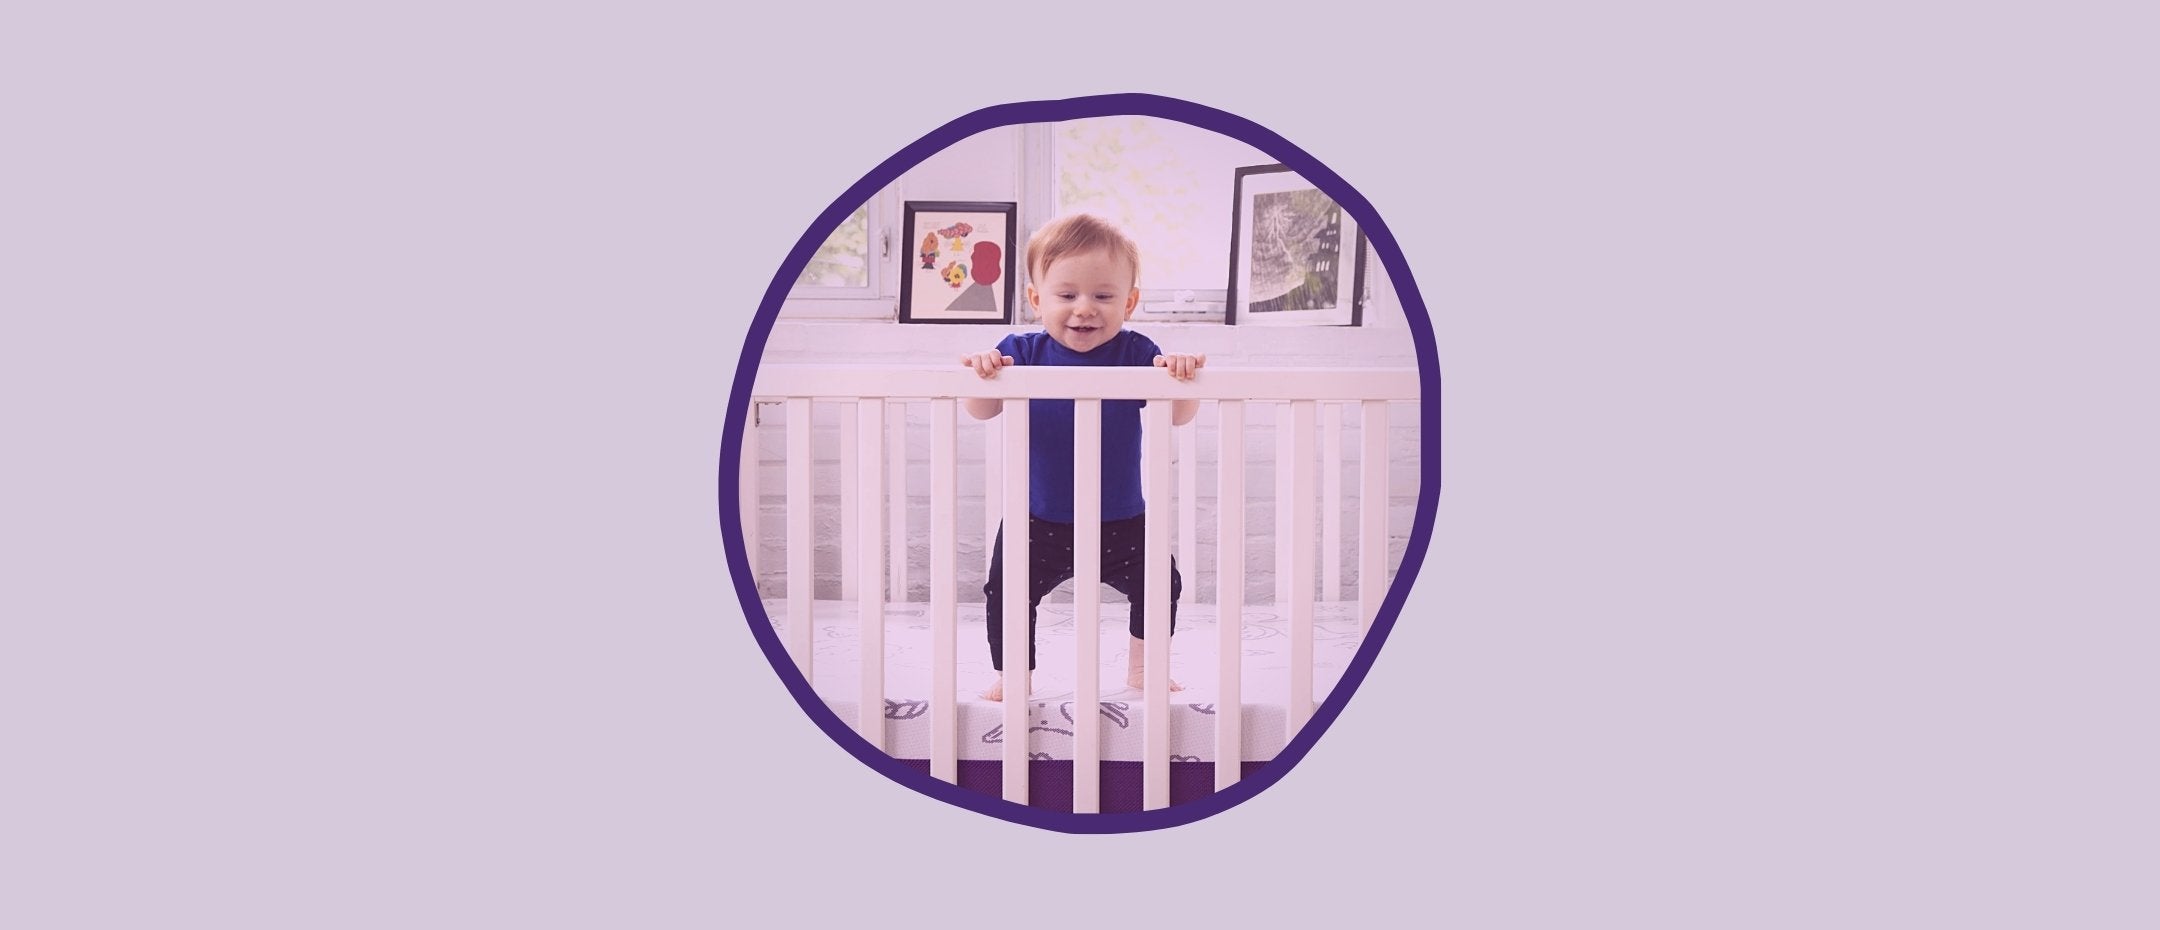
[1132,301,1226,324]
[779,298,894,320]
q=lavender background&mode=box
[5,2,2156,927]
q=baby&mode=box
[960,213,1204,701]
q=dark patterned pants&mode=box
[983,514,1182,672]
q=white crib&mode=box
[737,364,1420,813]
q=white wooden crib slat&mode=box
[983,415,1001,579]
[888,401,906,603]
[786,398,813,672]
[929,400,958,783]
[1177,419,1196,598]
[1072,399,1103,813]
[840,402,859,602]
[740,403,758,581]
[1000,402,1030,805]
[1360,401,1389,633]
[1289,400,1317,733]
[1215,400,1246,789]
[858,400,885,750]
[1323,402,1343,602]
[1143,400,1173,811]
[1275,403,1294,608]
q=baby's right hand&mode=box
[960,351,1015,379]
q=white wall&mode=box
[898,125,1021,201]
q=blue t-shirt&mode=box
[993,329,1163,523]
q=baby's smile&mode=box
[1056,321,1112,351]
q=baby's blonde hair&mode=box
[1025,213,1142,289]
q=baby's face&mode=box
[1028,248,1139,354]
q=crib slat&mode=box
[1323,402,1343,602]
[1274,403,1293,608]
[858,399,885,750]
[983,415,1002,579]
[1215,400,1246,789]
[1177,418,1196,600]
[929,400,958,783]
[786,398,813,671]
[1072,398,1103,813]
[1289,400,1317,733]
[840,401,859,602]
[740,404,758,582]
[888,401,906,603]
[1360,401,1389,633]
[1143,400,1173,811]
[1000,402,1030,804]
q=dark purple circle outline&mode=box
[716,92,1442,834]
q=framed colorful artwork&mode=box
[1225,165,1367,326]
[897,201,1018,324]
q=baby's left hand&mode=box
[1153,353,1206,382]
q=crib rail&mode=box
[741,365,1418,812]
[749,365,1418,402]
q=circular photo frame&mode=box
[720,93,1442,833]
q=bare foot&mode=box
[1127,670,1184,692]
[980,672,1030,702]
[1124,636,1180,693]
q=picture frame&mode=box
[1224,165,1367,327]
[897,201,1018,324]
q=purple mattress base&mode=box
[894,759,1270,813]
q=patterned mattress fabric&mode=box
[759,599,1364,762]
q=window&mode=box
[779,119,1282,324]
[796,206,870,289]
[1053,116,1272,321]
[784,189,897,319]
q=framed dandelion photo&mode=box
[1225,165,1367,327]
[898,201,1018,324]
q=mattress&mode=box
[759,598,1363,763]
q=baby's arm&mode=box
[1153,353,1206,425]
[959,350,1013,419]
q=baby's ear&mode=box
[1123,286,1140,318]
